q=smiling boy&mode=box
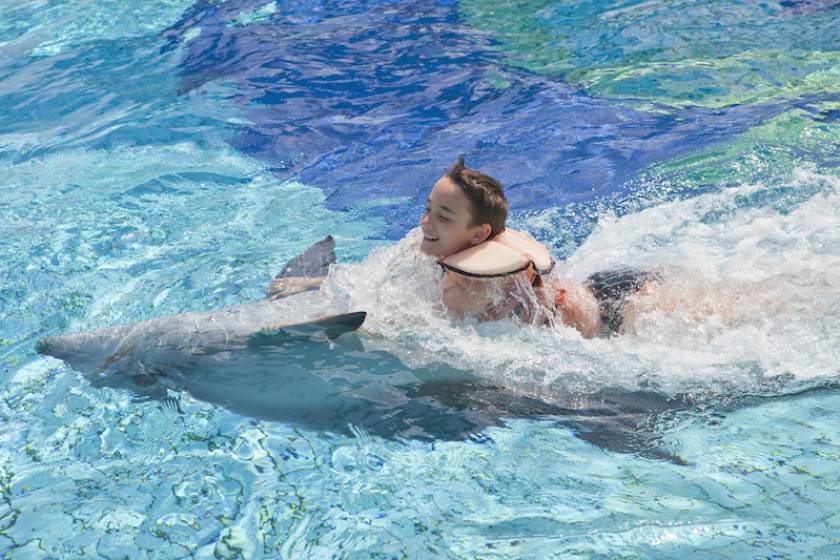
[420,157,659,338]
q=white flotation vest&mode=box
[438,228,555,281]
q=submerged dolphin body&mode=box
[73,327,693,461]
[55,320,830,464]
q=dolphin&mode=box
[38,235,824,462]
[66,320,835,465]
[28,235,700,461]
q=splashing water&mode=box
[320,167,840,396]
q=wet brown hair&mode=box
[445,156,508,237]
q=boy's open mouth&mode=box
[423,235,439,242]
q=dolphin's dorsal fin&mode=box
[266,235,336,299]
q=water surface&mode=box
[1,0,839,557]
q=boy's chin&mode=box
[419,241,436,256]
[419,239,445,258]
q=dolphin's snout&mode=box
[35,336,58,357]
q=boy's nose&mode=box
[421,213,429,226]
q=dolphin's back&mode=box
[36,235,353,374]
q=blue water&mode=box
[2,0,840,557]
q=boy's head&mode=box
[420,156,508,258]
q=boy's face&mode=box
[420,175,491,258]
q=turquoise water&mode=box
[2,0,840,557]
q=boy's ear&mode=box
[469,223,492,245]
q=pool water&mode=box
[2,0,840,557]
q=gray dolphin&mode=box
[38,235,820,462]
[32,235,694,461]
[70,324,695,461]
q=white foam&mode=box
[325,167,840,395]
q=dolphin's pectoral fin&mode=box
[266,235,336,299]
[95,344,137,376]
[117,360,179,405]
[249,311,367,346]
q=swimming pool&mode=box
[2,0,840,557]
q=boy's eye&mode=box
[438,214,451,223]
[423,207,430,214]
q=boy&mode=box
[421,157,657,338]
